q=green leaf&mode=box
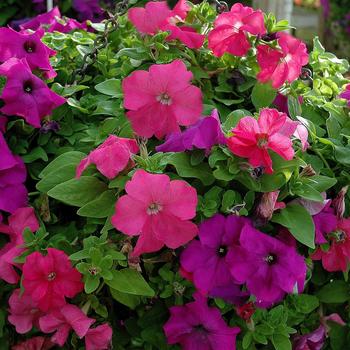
[294,183,324,202]
[47,177,107,207]
[251,82,277,110]
[77,190,116,218]
[95,79,123,98]
[271,204,315,248]
[106,268,155,296]
[22,147,48,163]
[289,294,319,314]
[271,334,291,350]
[110,288,141,309]
[306,175,337,192]
[84,275,100,294]
[223,109,251,132]
[317,280,350,303]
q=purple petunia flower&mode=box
[0,58,66,128]
[73,0,104,21]
[181,214,249,305]
[156,109,226,155]
[293,326,325,350]
[228,224,307,306]
[0,27,56,79]
[312,202,337,244]
[163,292,240,350]
[340,84,350,107]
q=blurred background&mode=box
[3,0,349,58]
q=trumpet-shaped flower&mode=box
[208,3,266,57]
[0,58,66,128]
[85,324,113,350]
[227,108,295,174]
[76,135,139,179]
[22,248,84,311]
[122,60,202,139]
[112,169,198,256]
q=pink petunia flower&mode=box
[112,169,198,256]
[84,323,113,350]
[0,27,56,79]
[76,135,139,179]
[208,3,266,57]
[228,224,307,306]
[340,84,350,107]
[227,108,295,174]
[122,59,202,139]
[39,304,95,346]
[8,289,42,334]
[0,58,66,128]
[163,292,240,350]
[128,1,205,49]
[22,248,84,311]
[0,207,39,283]
[12,336,55,350]
[257,32,309,89]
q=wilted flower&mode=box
[84,324,113,350]
[236,302,255,321]
[40,120,60,134]
[112,169,198,256]
[333,186,348,219]
[293,325,325,350]
[254,191,285,226]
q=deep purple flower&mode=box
[312,203,337,244]
[0,27,56,79]
[163,292,240,350]
[228,225,307,306]
[156,109,226,155]
[0,58,66,128]
[73,0,104,21]
[40,120,60,134]
[181,214,249,305]
[293,326,325,350]
[340,84,350,107]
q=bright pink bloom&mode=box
[122,60,202,139]
[39,304,95,346]
[8,289,42,334]
[128,1,204,49]
[112,169,198,256]
[340,84,350,107]
[85,324,113,350]
[208,3,266,57]
[279,116,309,151]
[227,108,295,174]
[312,218,350,272]
[76,135,139,179]
[257,32,309,89]
[0,58,66,128]
[0,27,56,79]
[0,207,39,283]
[12,336,54,350]
[22,248,84,311]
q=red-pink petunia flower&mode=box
[84,324,113,350]
[112,169,198,256]
[122,60,202,139]
[0,27,56,79]
[12,336,55,350]
[227,108,295,174]
[208,3,266,57]
[8,289,42,334]
[0,58,66,128]
[76,135,139,179]
[22,248,84,312]
[128,1,204,49]
[257,32,309,89]
[39,304,95,346]
[0,207,39,283]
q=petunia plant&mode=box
[1,1,350,349]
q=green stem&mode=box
[314,148,331,169]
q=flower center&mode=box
[284,53,292,62]
[217,245,227,257]
[147,203,162,215]
[47,272,56,281]
[156,93,172,105]
[23,80,33,93]
[257,133,269,148]
[233,21,243,32]
[23,41,36,53]
[264,253,277,265]
[88,266,100,275]
[193,324,208,340]
[332,230,346,243]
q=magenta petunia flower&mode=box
[12,336,54,350]
[8,288,42,334]
[122,59,202,139]
[156,109,226,155]
[85,324,113,350]
[0,27,56,79]
[112,169,198,256]
[257,33,309,89]
[0,58,66,128]
[227,108,295,174]
[312,203,337,244]
[128,1,205,49]
[73,0,104,21]
[0,130,17,171]
[208,3,266,57]
[39,304,95,346]
[22,248,84,311]
[340,84,350,107]
[180,214,249,301]
[293,325,325,350]
[228,224,307,305]
[76,135,139,179]
[163,292,240,350]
